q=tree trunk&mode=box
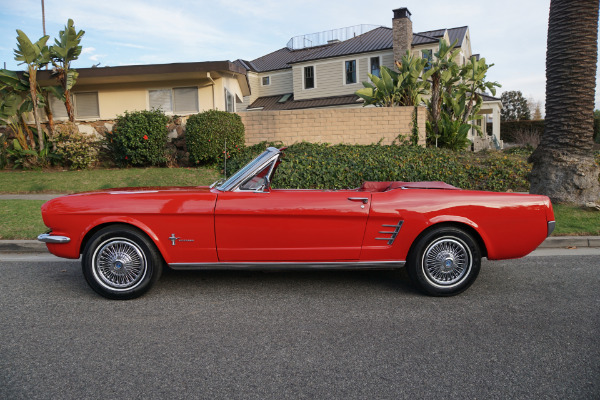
[27,66,44,151]
[529,0,600,204]
[65,88,75,122]
[43,92,55,138]
[429,74,441,139]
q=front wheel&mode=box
[406,227,481,296]
[82,225,162,300]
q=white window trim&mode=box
[147,86,199,115]
[343,59,359,86]
[261,75,271,86]
[302,65,316,90]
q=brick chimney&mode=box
[392,7,413,63]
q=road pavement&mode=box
[0,253,598,399]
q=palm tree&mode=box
[529,0,600,204]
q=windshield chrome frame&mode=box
[216,147,281,192]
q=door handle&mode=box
[348,197,369,204]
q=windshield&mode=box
[216,148,280,191]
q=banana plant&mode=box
[50,19,85,122]
[14,30,50,151]
[425,39,462,141]
[459,56,501,124]
[356,52,429,107]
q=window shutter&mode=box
[74,92,99,119]
[173,87,198,114]
[149,89,172,113]
[49,94,68,119]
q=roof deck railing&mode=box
[286,24,381,50]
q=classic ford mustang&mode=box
[39,147,555,299]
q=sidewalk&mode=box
[0,236,598,254]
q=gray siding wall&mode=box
[259,70,293,97]
[293,51,393,100]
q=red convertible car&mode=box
[39,147,555,299]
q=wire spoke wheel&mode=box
[423,237,472,287]
[407,227,481,296]
[92,238,147,291]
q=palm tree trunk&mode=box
[529,0,599,204]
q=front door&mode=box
[214,190,370,262]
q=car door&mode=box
[214,189,371,262]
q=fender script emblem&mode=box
[169,234,195,246]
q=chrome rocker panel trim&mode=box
[37,233,71,244]
[169,260,405,270]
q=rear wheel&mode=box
[82,225,162,300]
[407,227,481,296]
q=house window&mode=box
[225,88,235,112]
[345,60,357,84]
[149,87,198,114]
[173,87,198,114]
[149,89,172,112]
[304,66,314,89]
[421,49,433,71]
[74,92,99,119]
[262,76,270,86]
[49,94,68,119]
[370,57,380,78]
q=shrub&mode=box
[185,110,245,165]
[109,109,169,166]
[52,123,99,170]
[594,115,600,143]
[497,120,545,142]
[512,128,541,148]
[228,142,531,192]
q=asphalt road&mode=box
[1,254,598,400]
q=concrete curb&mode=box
[1,236,598,254]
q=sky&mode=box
[0,0,599,109]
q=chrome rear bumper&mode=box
[547,221,556,237]
[37,233,71,244]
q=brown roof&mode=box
[247,93,363,110]
[242,26,469,72]
[36,60,246,81]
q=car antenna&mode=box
[224,137,227,178]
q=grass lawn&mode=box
[1,200,597,240]
[0,200,46,240]
[0,167,220,194]
[552,204,600,236]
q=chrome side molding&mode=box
[169,260,405,270]
[37,233,71,244]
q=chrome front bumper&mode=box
[37,233,71,244]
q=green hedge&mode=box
[494,120,545,142]
[228,142,532,192]
[490,118,600,143]
[186,110,245,165]
[109,109,169,166]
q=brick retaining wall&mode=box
[237,106,426,146]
